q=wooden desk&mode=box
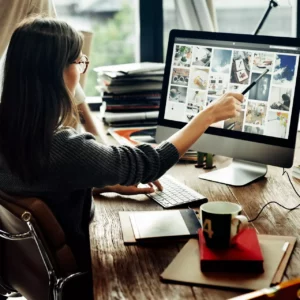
[89,133,300,300]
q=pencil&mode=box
[241,69,269,95]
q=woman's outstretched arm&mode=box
[168,92,243,156]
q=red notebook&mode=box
[199,228,264,273]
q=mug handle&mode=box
[233,215,248,232]
[231,215,249,244]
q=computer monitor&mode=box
[156,30,300,186]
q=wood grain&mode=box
[89,132,300,300]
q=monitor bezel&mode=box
[158,29,300,149]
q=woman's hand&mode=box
[93,180,162,196]
[206,92,244,124]
[168,92,244,157]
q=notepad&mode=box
[199,228,264,273]
[123,209,201,241]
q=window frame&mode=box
[138,0,163,62]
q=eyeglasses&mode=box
[72,55,89,74]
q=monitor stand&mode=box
[198,159,268,186]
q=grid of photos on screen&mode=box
[165,43,299,139]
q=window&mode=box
[163,0,177,58]
[214,0,297,37]
[163,0,297,58]
[54,0,138,96]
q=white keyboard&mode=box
[147,175,208,209]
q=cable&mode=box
[247,168,300,222]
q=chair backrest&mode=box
[0,191,78,300]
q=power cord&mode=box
[247,168,300,222]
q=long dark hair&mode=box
[0,17,82,183]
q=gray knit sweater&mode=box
[0,127,179,269]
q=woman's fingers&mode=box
[229,92,244,102]
[150,180,163,191]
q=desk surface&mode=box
[89,128,300,300]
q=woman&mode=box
[0,16,243,276]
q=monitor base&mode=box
[198,159,268,186]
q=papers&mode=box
[94,62,165,75]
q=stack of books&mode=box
[94,62,164,127]
[292,165,300,179]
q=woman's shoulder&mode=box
[54,127,95,139]
[52,127,96,148]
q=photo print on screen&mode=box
[173,45,193,67]
[208,73,229,96]
[168,85,187,103]
[252,52,275,73]
[245,101,267,126]
[230,51,252,85]
[171,68,190,86]
[273,54,296,85]
[211,49,232,74]
[186,90,206,115]
[192,47,212,67]
[269,86,292,111]
[244,125,264,135]
[265,111,289,138]
[189,67,209,90]
[248,72,271,101]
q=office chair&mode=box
[0,190,88,300]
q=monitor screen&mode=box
[156,30,300,186]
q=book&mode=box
[199,228,264,273]
[292,171,300,179]
[102,92,161,105]
[99,70,164,79]
[128,209,201,241]
[94,62,165,75]
[97,81,162,94]
[292,165,300,174]
[292,165,300,179]
[86,96,103,111]
[98,74,163,84]
[105,104,160,112]
[103,111,159,125]
[160,235,296,291]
